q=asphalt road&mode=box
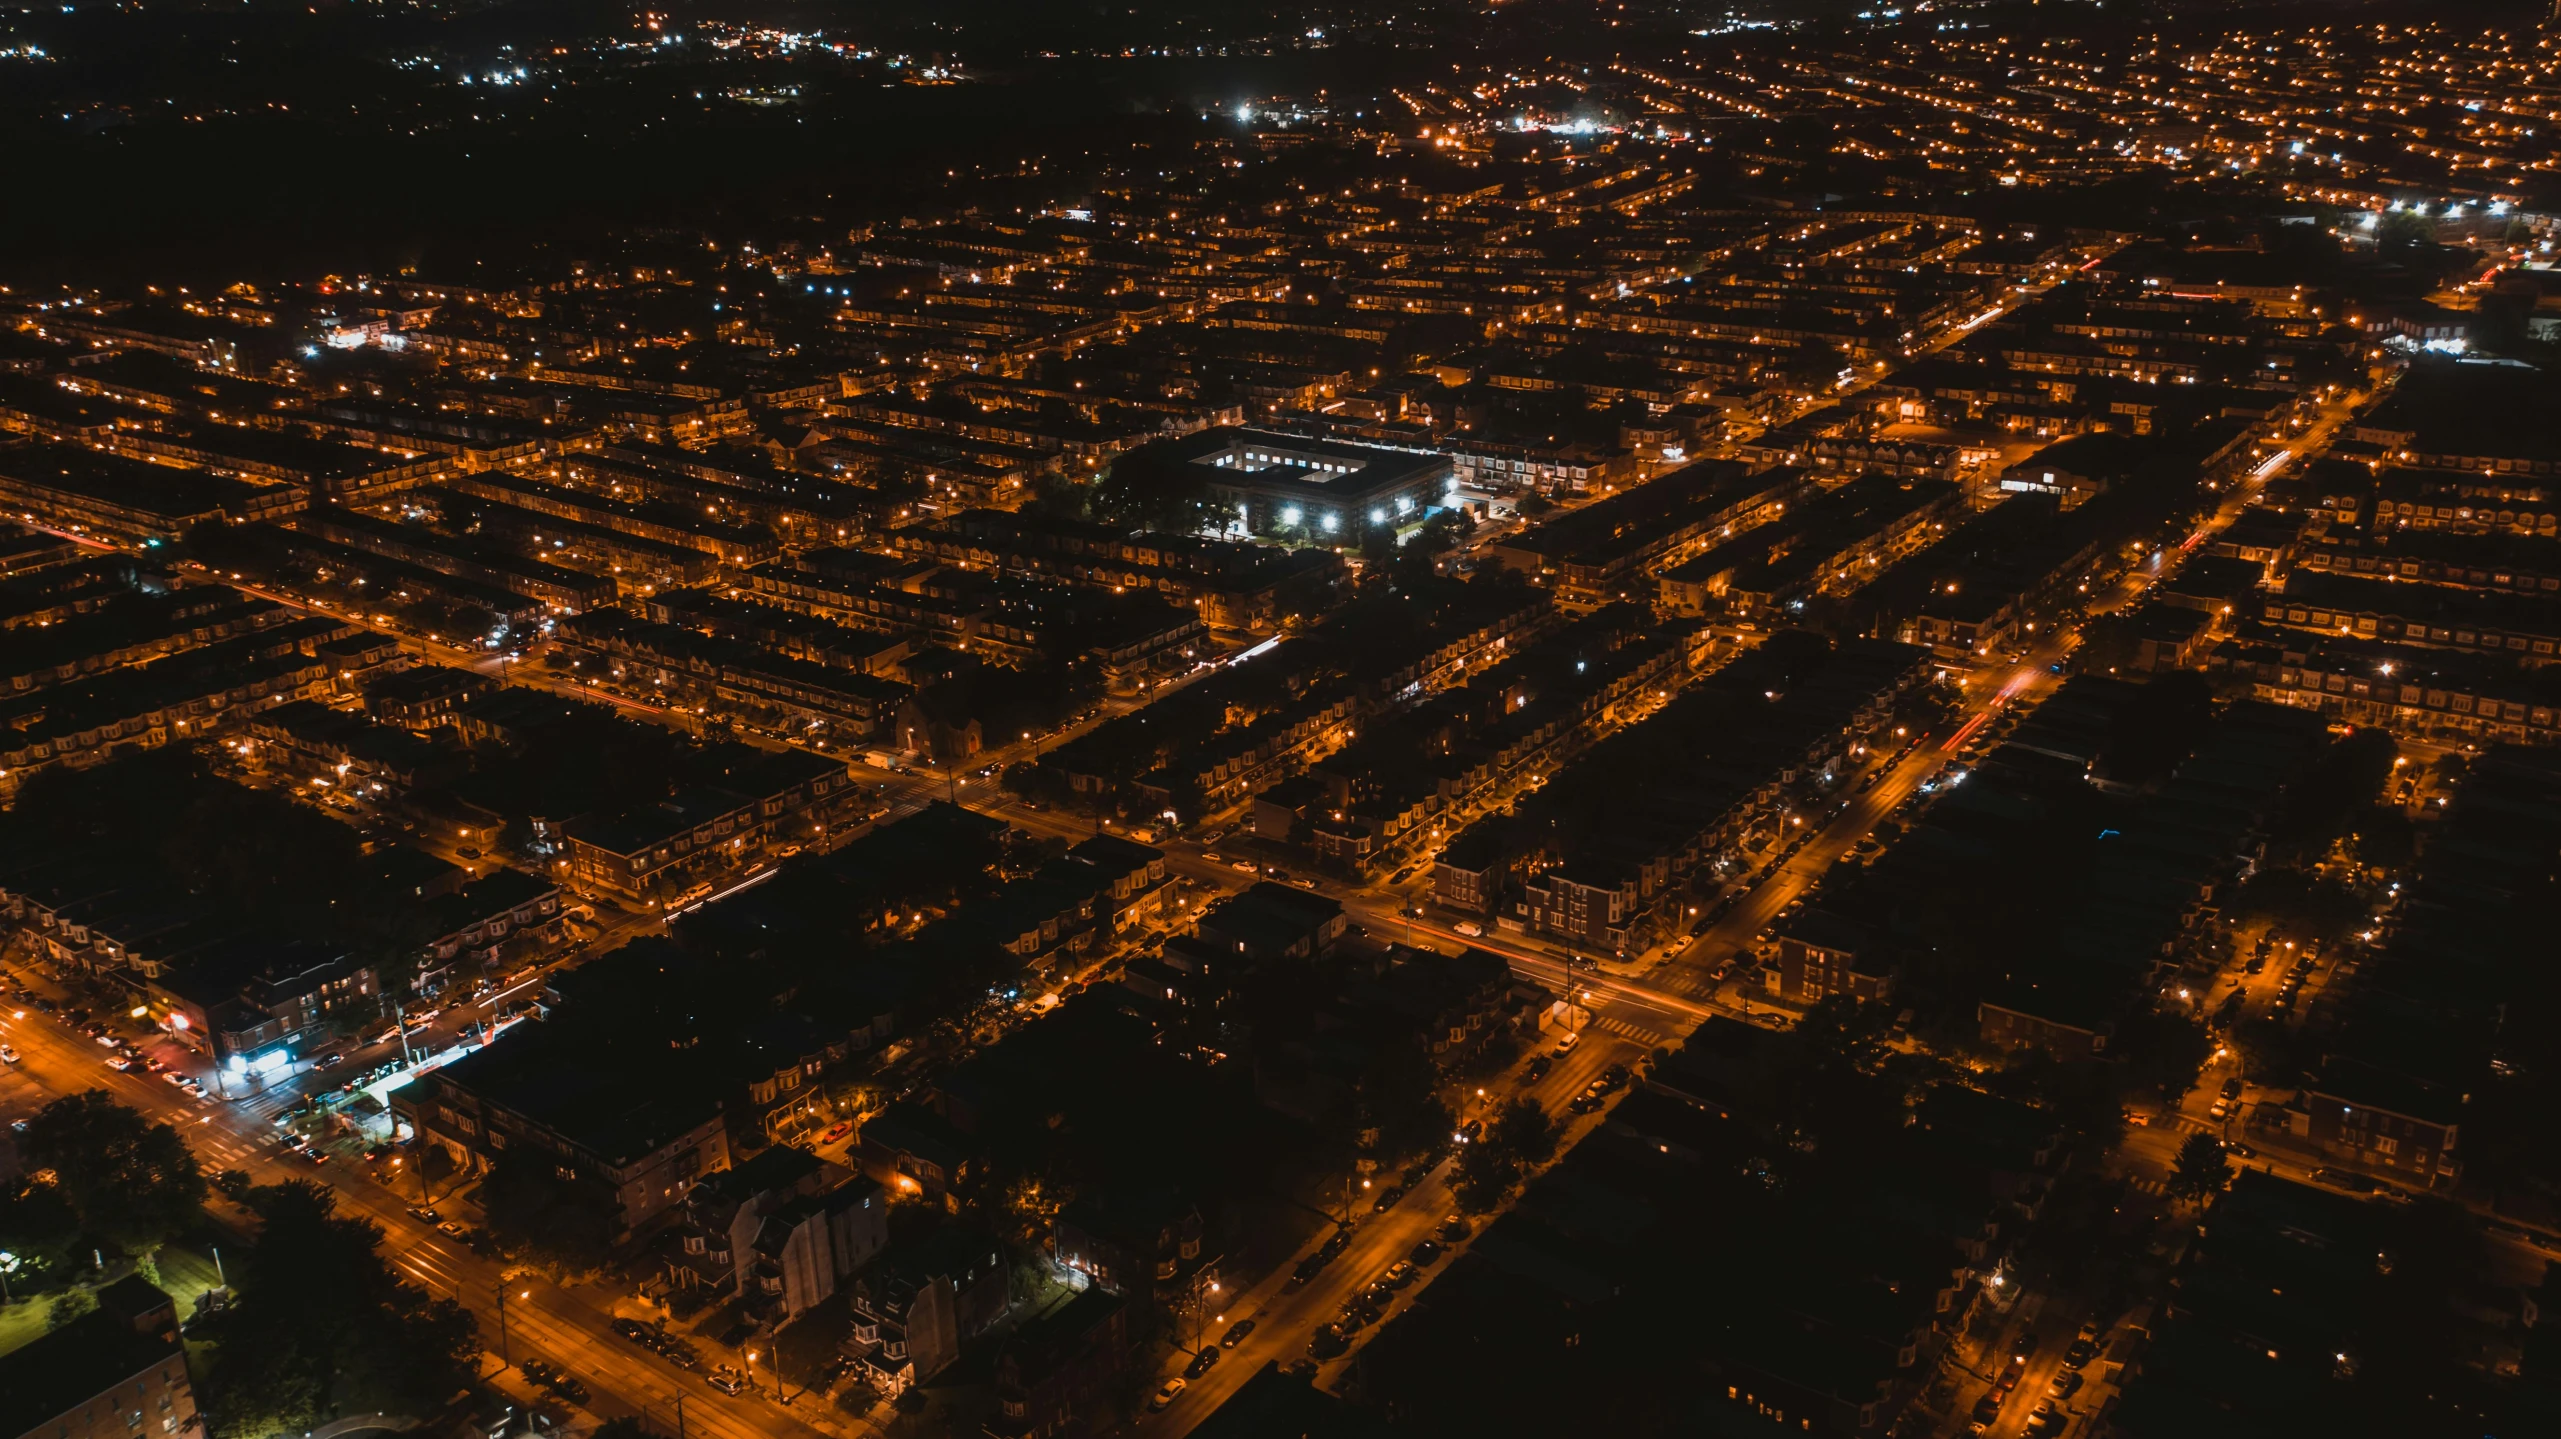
[2,348,2381,1439]
[0,978,861,1439]
[1123,1024,1644,1431]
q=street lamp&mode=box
[495,1284,531,1367]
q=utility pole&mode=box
[765,1321,791,1404]
[496,1283,512,1366]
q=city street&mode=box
[0,322,2407,1439]
[0,975,867,1439]
[1125,1022,1643,1431]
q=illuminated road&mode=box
[3,361,2382,1436]
[0,982,865,1439]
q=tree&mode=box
[1487,1098,1559,1170]
[1449,1140,1521,1216]
[2169,1133,2234,1205]
[2375,208,2437,258]
[0,1173,83,1281]
[2266,729,2397,865]
[411,1143,458,1202]
[1349,1043,1452,1164]
[202,1181,478,1438]
[18,1090,207,1253]
[49,1288,97,1330]
[1391,510,1472,588]
[2115,1009,2213,1101]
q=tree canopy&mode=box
[17,1089,207,1253]
[201,1180,479,1438]
[2169,1132,2234,1205]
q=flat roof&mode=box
[1176,426,1450,503]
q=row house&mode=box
[2275,1058,2462,1189]
[393,1021,734,1244]
[410,869,565,997]
[843,1232,1009,1400]
[2258,576,2561,663]
[561,749,858,902]
[0,646,332,794]
[664,1148,889,1323]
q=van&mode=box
[1453,920,1483,937]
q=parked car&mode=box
[0,1044,17,1064]
[1220,1319,1256,1348]
[1372,1183,1406,1213]
[1147,1378,1186,1412]
[1383,1260,1416,1289]
[1185,1347,1221,1378]
[705,1369,745,1396]
[437,1220,470,1240]
[1408,1239,1443,1266]
[2061,1338,2097,1370]
[2048,1370,2084,1401]
[1523,1055,1553,1080]
[407,1205,442,1223]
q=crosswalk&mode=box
[1658,971,1729,1000]
[1590,1014,1665,1046]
